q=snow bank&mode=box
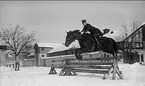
[0,66,13,72]
[1,64,145,86]
[129,62,140,68]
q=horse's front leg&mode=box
[75,49,84,66]
[75,49,83,60]
[78,60,84,67]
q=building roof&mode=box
[48,40,80,53]
[36,43,60,48]
[28,52,35,57]
[141,22,145,26]
[48,44,70,53]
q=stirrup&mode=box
[97,45,102,51]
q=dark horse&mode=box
[65,30,118,60]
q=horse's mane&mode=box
[68,30,80,34]
[73,30,80,33]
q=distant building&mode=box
[34,43,59,66]
[0,45,7,66]
[5,50,24,67]
[119,24,145,64]
[0,43,25,67]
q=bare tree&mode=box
[115,36,123,42]
[131,21,143,33]
[115,23,129,42]
[19,44,34,60]
[0,24,35,71]
[115,21,143,42]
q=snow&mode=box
[37,43,60,48]
[47,44,70,53]
[43,51,101,59]
[1,63,145,86]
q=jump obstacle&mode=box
[48,51,124,80]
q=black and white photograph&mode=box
[0,0,145,86]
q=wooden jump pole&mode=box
[112,56,124,80]
[112,57,117,80]
[48,51,124,80]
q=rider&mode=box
[81,19,103,50]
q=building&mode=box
[34,43,59,66]
[0,44,28,67]
[0,45,7,66]
[120,23,145,64]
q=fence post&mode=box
[49,61,57,74]
[112,57,117,80]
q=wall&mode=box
[44,59,53,67]
[142,25,145,64]
[143,49,145,64]
[34,47,53,67]
[23,59,36,67]
[0,50,7,66]
[39,47,53,54]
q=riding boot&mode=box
[94,36,102,51]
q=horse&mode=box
[65,30,118,60]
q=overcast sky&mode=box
[0,1,145,43]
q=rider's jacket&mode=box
[81,23,103,37]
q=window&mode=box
[104,54,106,57]
[141,54,144,62]
[41,48,44,51]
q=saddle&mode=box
[81,33,102,51]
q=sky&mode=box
[0,1,145,43]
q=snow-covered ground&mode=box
[0,63,145,86]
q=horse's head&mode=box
[65,30,81,47]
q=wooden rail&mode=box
[49,54,123,80]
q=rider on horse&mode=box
[81,19,103,50]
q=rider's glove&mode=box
[86,31,90,34]
[81,31,84,34]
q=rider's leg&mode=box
[93,34,101,50]
[94,36,100,45]
[95,37,101,49]
[91,42,96,52]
